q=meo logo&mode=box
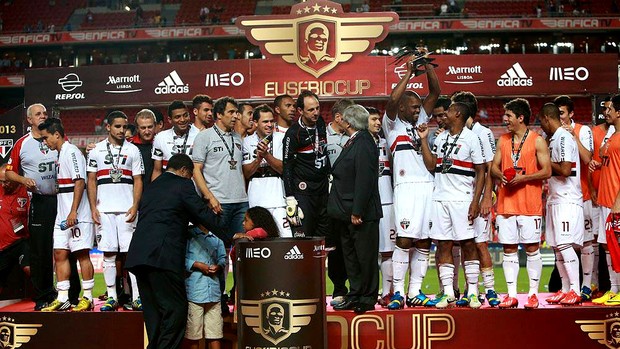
[246,247,271,259]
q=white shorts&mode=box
[185,301,223,340]
[379,204,396,253]
[267,207,292,238]
[545,203,584,247]
[583,200,595,242]
[97,212,137,253]
[496,215,542,245]
[474,214,491,243]
[394,182,432,240]
[591,203,602,237]
[53,222,95,252]
[430,201,476,241]
[597,206,612,244]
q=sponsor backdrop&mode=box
[24,54,617,108]
[237,238,327,349]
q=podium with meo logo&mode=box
[237,238,327,349]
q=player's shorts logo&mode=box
[400,219,410,230]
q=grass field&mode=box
[91,266,555,299]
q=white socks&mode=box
[391,246,409,295]
[502,252,519,297]
[464,260,480,297]
[82,278,95,300]
[581,242,594,289]
[380,255,393,297]
[526,250,542,296]
[439,264,456,298]
[557,245,580,293]
[103,255,118,300]
[57,280,70,302]
[408,248,429,298]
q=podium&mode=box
[237,237,327,349]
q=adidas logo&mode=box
[284,245,304,260]
[154,70,189,95]
[496,63,533,87]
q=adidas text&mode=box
[496,77,533,87]
[155,84,189,94]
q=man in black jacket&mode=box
[328,105,382,314]
[125,154,221,349]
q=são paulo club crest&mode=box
[237,0,397,78]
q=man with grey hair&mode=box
[328,105,382,314]
[129,109,157,189]
[6,103,80,310]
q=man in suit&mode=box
[125,154,221,349]
[328,104,382,314]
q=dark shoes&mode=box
[332,298,375,314]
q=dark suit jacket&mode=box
[327,130,382,221]
[125,171,221,273]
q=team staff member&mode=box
[6,103,80,310]
[328,105,382,314]
[0,164,30,295]
[282,90,330,239]
[152,100,200,181]
[87,111,144,311]
[129,109,157,189]
[38,118,96,312]
[126,154,222,349]
[491,98,551,309]
[242,104,290,237]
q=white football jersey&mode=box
[56,142,91,224]
[471,122,496,162]
[547,127,582,205]
[377,136,393,205]
[152,125,200,169]
[432,127,485,202]
[382,109,433,186]
[87,139,144,213]
[242,132,286,208]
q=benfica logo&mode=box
[238,0,397,78]
[577,313,620,349]
[240,289,319,345]
[0,317,43,348]
[0,139,13,159]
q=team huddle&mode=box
[4,56,620,324]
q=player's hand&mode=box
[417,123,429,139]
[351,214,363,226]
[468,202,480,222]
[23,177,37,191]
[256,141,269,157]
[208,265,220,274]
[480,194,493,216]
[434,127,445,137]
[86,142,97,153]
[285,196,304,227]
[125,206,138,223]
[207,195,222,215]
[589,159,602,173]
[591,189,598,206]
[561,124,575,136]
[508,172,526,187]
[92,209,101,225]
[66,210,78,228]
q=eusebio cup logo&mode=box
[0,316,42,348]
[577,313,620,349]
[240,289,319,345]
[238,0,397,78]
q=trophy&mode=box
[393,46,438,76]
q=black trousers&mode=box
[135,267,188,349]
[295,194,329,239]
[335,218,379,306]
[327,219,348,297]
[29,194,81,303]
